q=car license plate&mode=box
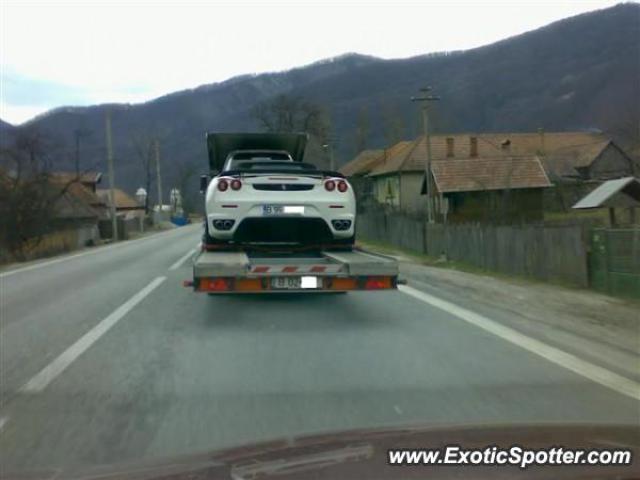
[262,205,304,215]
[262,205,284,215]
[271,277,302,289]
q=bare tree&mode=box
[73,127,93,175]
[0,127,79,259]
[252,95,333,168]
[175,160,199,214]
[382,103,406,146]
[252,95,331,143]
[606,106,640,175]
[354,106,370,154]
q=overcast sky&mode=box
[0,0,622,125]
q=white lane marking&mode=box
[169,248,196,271]
[0,226,197,279]
[0,416,8,433]
[399,285,640,401]
[20,276,167,393]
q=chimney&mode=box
[446,137,454,158]
[538,128,545,155]
[470,137,478,157]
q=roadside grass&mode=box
[358,238,640,306]
[356,238,521,280]
[357,237,600,292]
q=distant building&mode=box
[341,132,637,223]
[49,172,108,220]
[96,188,145,220]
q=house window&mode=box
[470,137,478,157]
[446,137,455,157]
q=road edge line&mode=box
[169,248,196,271]
[399,285,640,401]
[20,276,167,393]
[0,225,198,279]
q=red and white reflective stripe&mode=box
[249,264,343,274]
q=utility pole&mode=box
[155,139,163,212]
[411,87,440,223]
[105,110,118,241]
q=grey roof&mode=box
[572,177,640,209]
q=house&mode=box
[96,188,146,239]
[341,132,636,222]
[339,149,385,201]
[49,172,108,219]
[18,176,103,258]
[50,172,103,192]
[96,188,144,220]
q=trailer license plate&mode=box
[271,276,318,289]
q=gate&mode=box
[589,228,640,299]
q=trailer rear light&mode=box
[364,277,392,290]
[217,179,229,191]
[330,278,357,290]
[337,180,348,192]
[236,278,263,291]
[230,179,242,190]
[324,180,336,191]
[200,278,229,291]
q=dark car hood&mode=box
[5,423,639,480]
[206,133,308,172]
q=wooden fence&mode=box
[357,210,589,287]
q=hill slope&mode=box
[5,3,639,207]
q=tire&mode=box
[333,235,355,246]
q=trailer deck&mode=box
[187,247,400,293]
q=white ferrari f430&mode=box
[201,133,355,248]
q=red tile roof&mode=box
[431,156,552,193]
[364,132,610,177]
[339,149,385,176]
[96,188,142,210]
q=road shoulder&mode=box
[360,241,640,382]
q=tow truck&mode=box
[185,133,400,294]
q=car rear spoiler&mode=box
[206,133,308,172]
[222,169,345,178]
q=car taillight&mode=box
[325,180,336,191]
[337,180,348,192]
[230,179,242,190]
[217,179,229,191]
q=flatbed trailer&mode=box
[185,246,401,294]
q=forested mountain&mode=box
[2,3,638,210]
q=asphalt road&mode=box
[1,224,638,473]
